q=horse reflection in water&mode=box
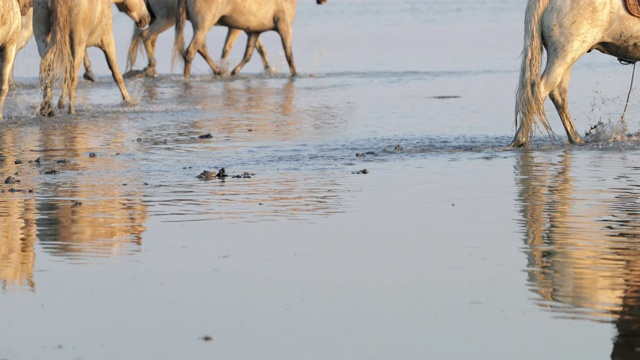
[0,119,148,291]
[516,150,640,358]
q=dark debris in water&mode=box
[197,168,254,180]
[352,169,369,175]
[4,176,19,184]
[198,133,214,139]
[43,170,60,175]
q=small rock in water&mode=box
[197,170,216,180]
[199,133,213,139]
[14,159,22,165]
[56,159,70,164]
[216,168,227,178]
[4,176,19,184]
[89,152,97,158]
[43,170,59,175]
[352,169,369,175]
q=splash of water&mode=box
[125,78,145,106]
[584,120,628,143]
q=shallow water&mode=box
[5,0,640,359]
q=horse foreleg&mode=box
[549,67,582,144]
[277,25,296,76]
[66,48,86,114]
[0,44,18,120]
[230,33,259,76]
[143,33,159,77]
[83,50,95,82]
[195,37,221,77]
[143,19,173,78]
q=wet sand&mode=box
[4,1,640,359]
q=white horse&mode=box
[174,0,327,78]
[512,0,640,147]
[33,0,151,116]
[0,0,32,119]
[126,0,270,78]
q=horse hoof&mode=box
[83,72,96,82]
[38,102,55,117]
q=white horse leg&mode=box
[195,37,221,77]
[66,45,86,114]
[549,67,582,144]
[539,51,582,143]
[0,44,18,120]
[83,50,95,82]
[143,19,172,77]
[38,47,55,117]
[254,37,270,72]
[277,24,296,76]
[100,36,132,104]
[230,33,259,76]
[220,28,241,64]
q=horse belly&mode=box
[217,14,275,32]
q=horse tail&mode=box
[41,0,73,95]
[514,0,553,144]
[127,25,144,71]
[172,0,187,71]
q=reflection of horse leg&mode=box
[83,51,95,82]
[549,66,582,144]
[0,43,18,120]
[100,36,132,105]
[277,24,296,76]
[230,33,258,76]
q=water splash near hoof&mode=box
[584,120,628,143]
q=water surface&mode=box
[3,1,640,359]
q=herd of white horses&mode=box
[0,0,326,119]
[4,0,640,147]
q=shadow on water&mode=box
[515,149,640,359]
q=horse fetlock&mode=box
[38,101,55,117]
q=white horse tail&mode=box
[41,0,73,94]
[172,0,187,71]
[514,0,553,144]
[127,25,144,71]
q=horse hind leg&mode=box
[549,67,583,144]
[38,47,56,117]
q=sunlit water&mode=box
[5,1,640,359]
